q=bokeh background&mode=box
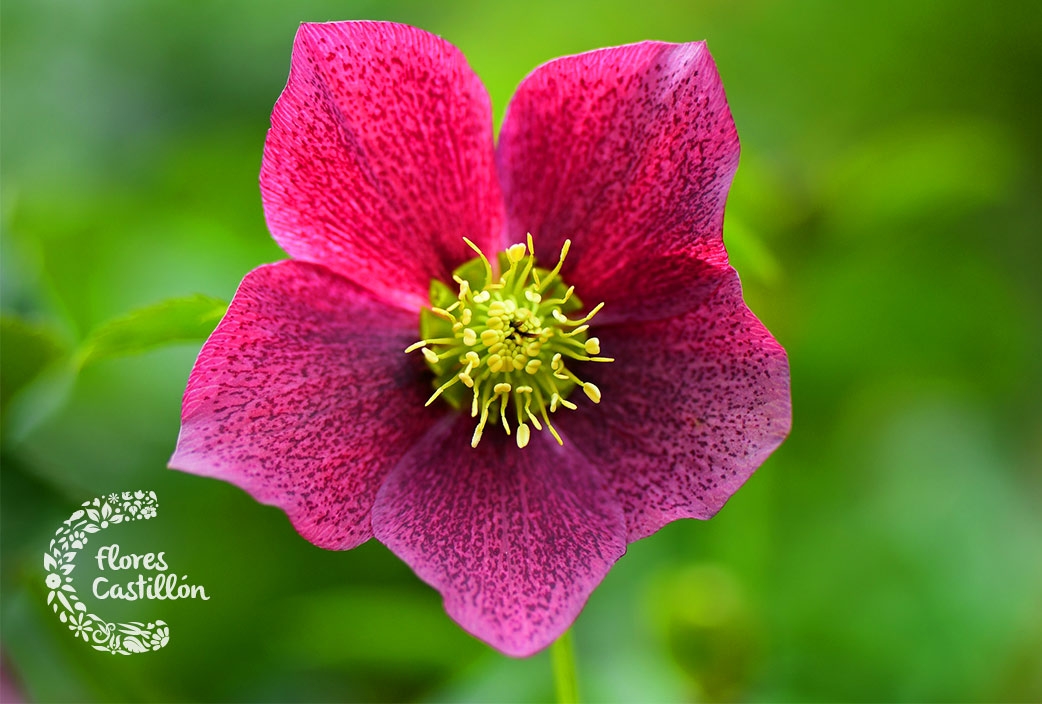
[3,1,1041,702]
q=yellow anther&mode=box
[584,337,601,355]
[422,348,439,364]
[461,309,473,325]
[516,423,531,448]
[560,397,578,410]
[503,299,517,315]
[487,316,504,330]
[525,341,542,357]
[459,372,474,388]
[551,353,563,370]
[480,330,501,346]
[487,354,503,372]
[463,328,477,346]
[550,394,560,412]
[583,383,602,403]
[473,290,491,303]
[466,351,480,365]
[507,243,527,263]
[525,289,541,304]
[494,382,512,394]
[525,359,542,374]
[471,397,493,447]
[431,307,456,322]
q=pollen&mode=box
[406,235,612,448]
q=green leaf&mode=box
[0,316,66,415]
[76,294,227,368]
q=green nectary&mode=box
[407,236,612,448]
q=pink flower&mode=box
[170,21,790,657]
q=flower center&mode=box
[407,235,612,448]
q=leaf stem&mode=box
[550,628,580,703]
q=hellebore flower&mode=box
[170,21,791,657]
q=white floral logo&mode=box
[44,490,171,654]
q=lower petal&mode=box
[559,266,791,541]
[169,260,438,550]
[371,416,626,657]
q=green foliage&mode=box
[0,316,65,415]
[76,295,227,369]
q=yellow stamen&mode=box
[506,243,527,264]
[516,423,531,448]
[425,374,461,406]
[410,237,611,449]
[583,383,602,403]
[463,237,493,286]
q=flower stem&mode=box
[550,628,580,703]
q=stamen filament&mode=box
[411,236,611,449]
[463,237,493,286]
[425,374,461,407]
[538,239,571,293]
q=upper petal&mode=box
[169,260,439,550]
[497,40,738,311]
[558,264,791,542]
[371,416,627,657]
[261,21,503,311]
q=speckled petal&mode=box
[590,251,726,326]
[559,265,791,541]
[261,21,503,311]
[497,40,738,307]
[169,260,439,550]
[371,416,627,656]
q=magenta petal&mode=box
[559,266,791,542]
[371,417,627,657]
[590,251,726,326]
[169,260,439,550]
[261,22,503,310]
[497,41,738,305]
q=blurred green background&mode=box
[3,1,1041,702]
